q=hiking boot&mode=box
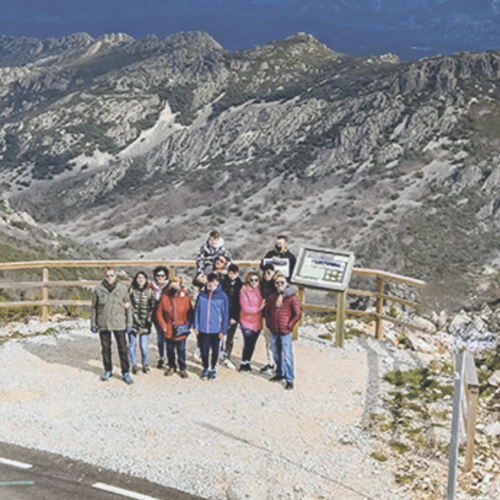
[142,364,150,374]
[132,365,140,375]
[269,375,284,382]
[285,382,294,390]
[122,373,134,385]
[222,358,236,370]
[238,363,249,372]
[157,358,164,369]
[209,369,217,381]
[179,370,189,379]
[101,371,112,381]
[260,364,275,374]
[201,369,209,380]
[164,367,175,377]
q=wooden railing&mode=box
[0,259,426,343]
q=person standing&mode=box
[220,264,243,369]
[156,277,193,379]
[193,273,229,381]
[91,267,134,384]
[238,272,264,372]
[196,230,232,276]
[128,271,155,375]
[148,266,169,368]
[264,273,301,390]
[261,235,296,279]
[259,263,298,374]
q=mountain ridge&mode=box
[0,30,499,307]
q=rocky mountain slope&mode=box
[1,31,500,304]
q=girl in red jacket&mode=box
[156,277,193,378]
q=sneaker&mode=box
[122,373,134,385]
[132,365,140,375]
[260,364,275,373]
[222,358,236,370]
[269,375,284,382]
[157,358,164,369]
[101,371,112,381]
[201,369,209,380]
[164,367,175,377]
[209,369,217,381]
[142,364,150,374]
[285,382,294,390]
[238,363,249,372]
[179,370,189,379]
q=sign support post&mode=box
[336,290,346,348]
[447,350,466,500]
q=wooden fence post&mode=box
[42,267,49,322]
[375,276,384,340]
[169,265,175,280]
[293,286,305,341]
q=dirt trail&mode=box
[0,319,409,500]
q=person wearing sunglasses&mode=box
[238,272,265,372]
[91,267,134,384]
[263,272,301,390]
[259,263,298,374]
[148,266,169,368]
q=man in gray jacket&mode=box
[91,267,134,384]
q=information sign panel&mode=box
[262,258,290,278]
[291,246,355,292]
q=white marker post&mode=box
[446,350,465,500]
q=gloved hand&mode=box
[91,326,98,334]
[126,327,133,334]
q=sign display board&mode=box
[262,258,290,278]
[291,246,355,292]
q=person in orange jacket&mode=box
[156,277,193,378]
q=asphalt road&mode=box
[0,441,206,500]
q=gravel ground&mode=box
[0,318,423,500]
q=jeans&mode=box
[99,330,130,375]
[271,333,294,383]
[199,333,221,370]
[166,338,186,371]
[240,326,261,364]
[128,333,149,366]
[155,322,167,359]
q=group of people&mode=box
[90,231,301,390]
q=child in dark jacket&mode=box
[193,273,229,381]
[221,264,243,369]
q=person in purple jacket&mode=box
[193,273,229,381]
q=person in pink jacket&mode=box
[239,272,265,372]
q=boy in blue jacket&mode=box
[193,273,229,380]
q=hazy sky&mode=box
[2,0,500,61]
